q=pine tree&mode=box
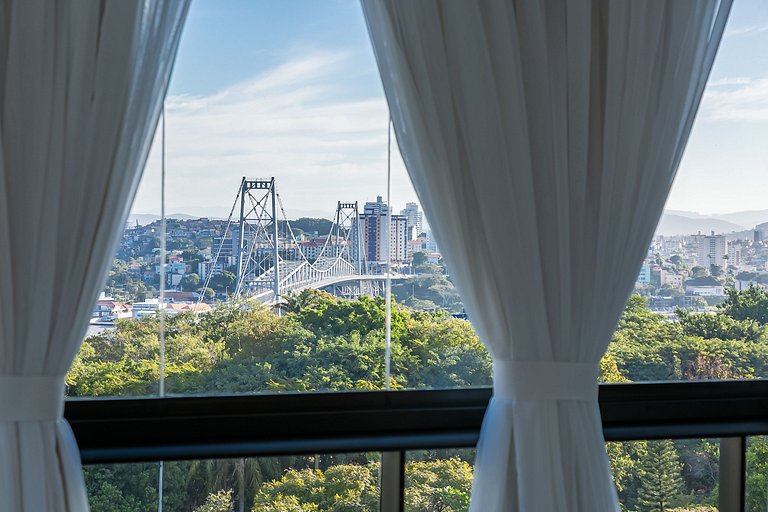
[637,440,684,512]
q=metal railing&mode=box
[65,380,768,512]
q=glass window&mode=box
[406,439,724,512]
[85,453,380,512]
[606,0,768,384]
[72,0,768,404]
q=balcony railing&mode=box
[65,380,768,512]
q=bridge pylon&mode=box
[334,201,365,275]
[235,177,279,300]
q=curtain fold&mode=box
[361,1,730,510]
[0,1,189,510]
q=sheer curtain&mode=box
[0,1,189,510]
[361,1,730,510]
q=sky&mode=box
[132,0,768,220]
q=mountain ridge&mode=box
[655,209,768,236]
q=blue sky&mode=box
[133,0,768,219]
[669,0,768,215]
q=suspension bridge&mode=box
[201,177,408,305]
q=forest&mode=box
[69,287,768,511]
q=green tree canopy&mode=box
[209,270,237,293]
[637,440,685,512]
[181,272,202,291]
[718,286,768,325]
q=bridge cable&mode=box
[195,184,242,310]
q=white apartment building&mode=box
[389,214,408,262]
[696,233,727,268]
[400,202,423,239]
[686,285,725,297]
[132,299,162,319]
[299,239,325,260]
[198,260,224,281]
[156,261,187,275]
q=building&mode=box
[298,237,346,261]
[637,263,651,284]
[211,234,238,267]
[156,260,187,275]
[198,260,224,281]
[363,196,388,216]
[406,238,425,261]
[164,302,212,316]
[131,299,162,319]
[93,296,132,320]
[728,243,743,269]
[660,270,683,288]
[400,202,423,239]
[685,285,725,297]
[424,230,440,253]
[164,291,199,302]
[696,232,727,268]
[735,279,768,292]
[358,196,408,264]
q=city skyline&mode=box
[132,0,768,219]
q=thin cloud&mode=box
[701,77,768,121]
[134,51,416,219]
[707,77,753,87]
[725,23,768,37]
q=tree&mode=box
[637,440,685,512]
[279,218,333,237]
[209,270,237,293]
[74,290,758,510]
[690,266,708,279]
[404,458,473,512]
[252,464,379,512]
[392,264,463,312]
[194,490,233,512]
[736,271,759,282]
[718,286,768,325]
[181,273,202,291]
[281,289,329,314]
[198,287,215,300]
[676,309,765,343]
[746,436,768,511]
[684,276,721,287]
[412,251,427,267]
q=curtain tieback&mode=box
[493,360,599,401]
[0,376,65,421]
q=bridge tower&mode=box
[334,201,365,275]
[235,177,280,300]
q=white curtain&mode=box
[361,1,730,510]
[0,1,189,510]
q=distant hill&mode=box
[656,213,744,236]
[714,210,768,229]
[127,212,200,226]
[655,209,768,236]
[664,209,706,219]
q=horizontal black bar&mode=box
[600,380,768,441]
[65,380,768,464]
